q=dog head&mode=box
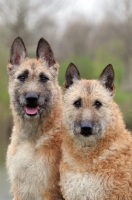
[63,63,115,146]
[7,37,60,120]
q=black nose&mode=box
[26,93,38,105]
[80,122,93,137]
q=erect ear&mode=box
[9,37,27,66]
[99,64,115,96]
[36,38,56,66]
[64,63,81,90]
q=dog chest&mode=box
[60,172,112,200]
[7,142,51,199]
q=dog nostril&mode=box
[26,93,38,103]
[81,126,92,131]
[81,122,93,137]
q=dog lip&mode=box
[24,106,39,116]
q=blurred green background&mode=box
[0,0,132,199]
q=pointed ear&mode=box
[99,64,115,95]
[9,37,27,66]
[36,38,56,66]
[64,63,81,90]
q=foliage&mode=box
[59,55,93,86]
[0,47,10,120]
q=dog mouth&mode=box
[24,106,39,116]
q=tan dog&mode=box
[6,37,64,200]
[60,63,132,200]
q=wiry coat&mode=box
[60,63,132,200]
[6,37,64,200]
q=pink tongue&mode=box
[24,106,39,115]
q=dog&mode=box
[6,37,64,200]
[60,63,132,200]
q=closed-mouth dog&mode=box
[60,63,132,200]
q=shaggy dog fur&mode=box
[6,37,64,200]
[60,63,132,200]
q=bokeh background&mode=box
[0,0,132,199]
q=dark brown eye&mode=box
[39,73,49,83]
[94,100,102,109]
[74,98,81,108]
[17,70,29,82]
[18,75,26,82]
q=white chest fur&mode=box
[60,172,112,200]
[7,141,50,200]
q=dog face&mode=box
[7,37,59,120]
[63,63,115,146]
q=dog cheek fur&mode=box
[92,105,113,139]
[9,75,60,120]
[63,99,113,142]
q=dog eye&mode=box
[73,99,82,108]
[18,75,26,82]
[94,100,102,109]
[17,70,29,82]
[40,74,49,82]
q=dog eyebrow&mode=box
[18,70,29,78]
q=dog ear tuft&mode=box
[99,64,115,95]
[36,38,56,67]
[64,63,81,90]
[10,37,27,66]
